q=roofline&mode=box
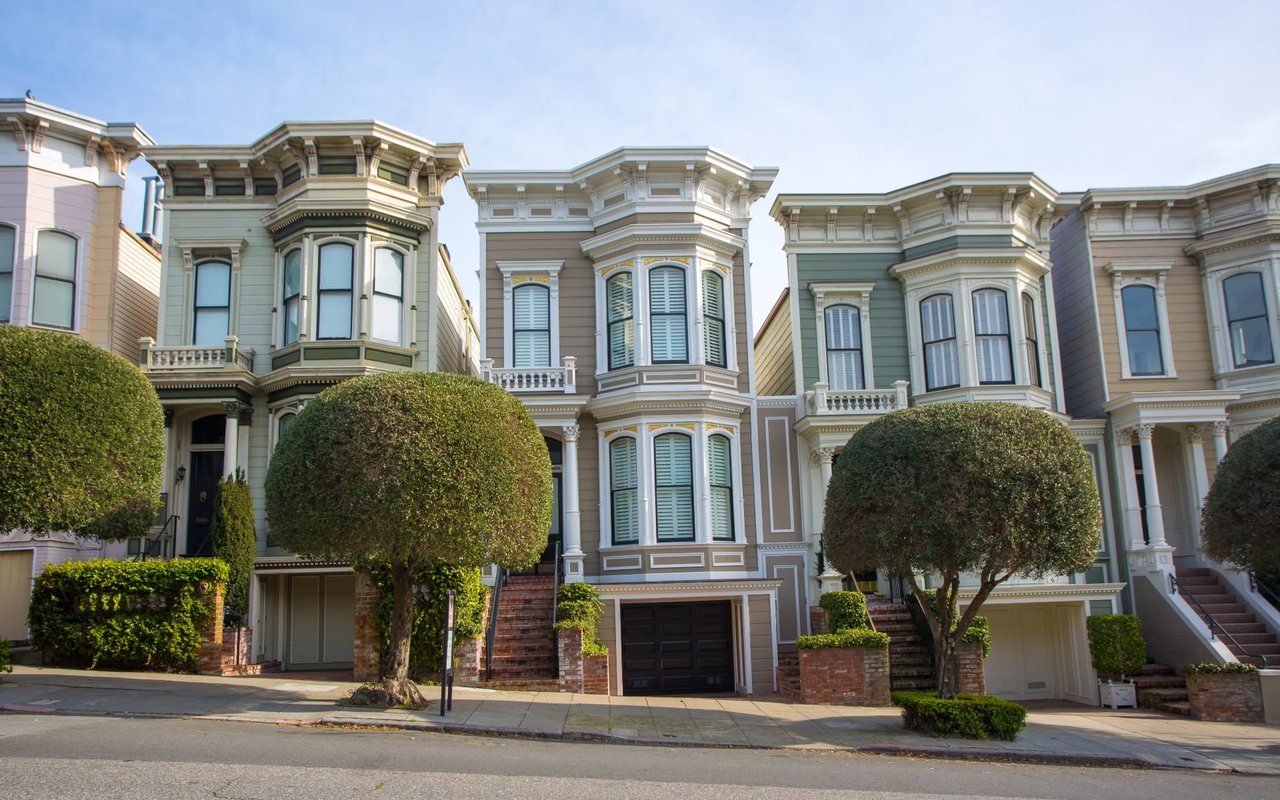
[752,287,791,348]
[464,145,777,188]
[770,171,1059,220]
[0,97,153,147]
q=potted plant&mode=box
[1086,614,1145,709]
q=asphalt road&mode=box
[0,714,1276,799]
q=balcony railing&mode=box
[806,380,909,415]
[139,336,254,372]
[482,356,576,393]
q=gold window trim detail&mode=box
[512,274,550,285]
[706,423,736,434]
[643,256,691,266]
[598,259,634,276]
[647,422,698,432]
[602,424,639,438]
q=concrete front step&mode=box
[1155,701,1192,716]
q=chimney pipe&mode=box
[140,176,157,239]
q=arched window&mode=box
[703,270,726,368]
[824,304,863,390]
[32,230,76,329]
[1022,293,1042,387]
[193,261,231,346]
[0,224,14,323]
[650,267,688,363]
[606,272,634,369]
[708,434,734,541]
[920,294,958,390]
[316,242,353,339]
[371,248,404,345]
[653,432,694,541]
[1224,273,1274,367]
[1121,284,1164,375]
[513,283,551,367]
[276,412,296,446]
[609,437,638,545]
[972,289,1013,384]
[281,249,302,345]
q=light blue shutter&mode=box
[650,268,688,363]
[610,438,638,544]
[703,271,725,367]
[708,435,734,541]
[607,273,634,369]
[513,284,551,367]
[654,433,694,541]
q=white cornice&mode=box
[580,223,744,260]
[957,582,1126,602]
[587,388,751,421]
[889,246,1050,281]
[595,578,782,597]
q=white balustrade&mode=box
[482,355,577,393]
[807,380,910,415]
[138,336,253,372]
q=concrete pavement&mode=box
[2,665,1279,774]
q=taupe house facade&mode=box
[141,122,477,670]
[0,98,159,643]
[464,149,787,695]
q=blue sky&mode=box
[4,0,1278,331]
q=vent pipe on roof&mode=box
[139,176,162,241]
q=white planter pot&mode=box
[1098,680,1137,709]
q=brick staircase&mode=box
[1176,567,1280,666]
[1134,663,1190,715]
[479,574,559,690]
[867,600,936,692]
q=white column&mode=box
[1212,420,1230,463]
[1116,429,1145,551]
[1134,424,1167,548]
[1187,426,1211,509]
[222,401,240,480]
[561,424,585,583]
[812,447,843,593]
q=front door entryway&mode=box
[184,450,223,557]
[621,601,734,695]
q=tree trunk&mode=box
[935,632,958,699]
[347,559,426,708]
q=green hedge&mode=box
[0,638,11,674]
[28,559,227,671]
[819,591,869,632]
[797,629,890,650]
[363,563,486,680]
[1086,614,1145,679]
[892,690,1027,740]
[1181,662,1258,675]
[555,582,607,655]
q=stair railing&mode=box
[484,564,507,680]
[550,540,562,672]
[1171,573,1274,667]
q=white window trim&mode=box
[498,259,562,368]
[811,281,875,390]
[597,261,638,373]
[1203,257,1280,375]
[268,400,308,453]
[367,241,413,347]
[647,261,693,365]
[29,227,83,333]
[698,259,736,371]
[176,238,247,346]
[313,235,359,341]
[1105,260,1177,379]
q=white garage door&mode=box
[982,605,1058,701]
[0,550,34,641]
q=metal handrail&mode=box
[484,565,506,680]
[1171,574,1274,667]
[1251,573,1280,613]
[550,541,563,673]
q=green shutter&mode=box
[703,271,725,367]
[654,433,694,541]
[607,273,634,368]
[513,284,550,367]
[610,438,638,544]
[708,435,733,540]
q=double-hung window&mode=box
[316,242,354,340]
[371,248,404,345]
[653,433,694,541]
[610,437,639,545]
[1021,293,1042,387]
[1223,273,1274,367]
[0,224,14,322]
[708,434,734,541]
[921,294,958,390]
[606,272,634,369]
[1121,285,1165,375]
[650,267,688,363]
[193,261,231,346]
[972,289,1013,384]
[824,304,864,390]
[32,230,77,329]
[703,271,726,368]
[512,283,551,367]
[282,249,302,345]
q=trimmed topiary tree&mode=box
[819,590,869,632]
[211,468,256,619]
[265,372,551,706]
[824,402,1101,699]
[0,326,163,538]
[1202,415,1280,576]
[1086,614,1145,681]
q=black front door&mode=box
[185,451,223,557]
[621,601,734,695]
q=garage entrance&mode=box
[620,601,734,695]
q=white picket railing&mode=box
[139,336,253,371]
[807,380,910,415]
[482,356,577,393]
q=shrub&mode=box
[892,690,1027,740]
[819,591,869,632]
[796,629,890,650]
[0,638,11,674]
[1086,614,1145,680]
[363,562,486,681]
[1202,416,1280,575]
[28,559,227,671]
[1181,662,1258,675]
[554,582,606,655]
[211,468,256,618]
[557,582,599,605]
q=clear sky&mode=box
[4,0,1277,333]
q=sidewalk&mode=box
[2,665,1279,774]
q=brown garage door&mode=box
[620,601,733,695]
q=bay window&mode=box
[921,293,958,390]
[1224,272,1274,367]
[650,267,688,363]
[607,272,634,369]
[32,230,76,329]
[972,288,1013,384]
[316,242,353,339]
[371,247,404,345]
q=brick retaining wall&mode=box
[956,642,986,695]
[558,627,609,694]
[196,584,224,675]
[1187,672,1264,723]
[352,572,380,682]
[798,645,890,705]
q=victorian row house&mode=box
[139,122,477,670]
[0,98,160,643]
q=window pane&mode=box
[1127,331,1164,375]
[1022,293,1041,387]
[193,309,229,346]
[651,314,688,362]
[513,284,549,329]
[704,317,725,367]
[0,226,13,273]
[1224,273,1267,320]
[283,250,302,298]
[709,435,734,540]
[607,273,634,369]
[0,273,9,322]
[650,268,685,313]
[703,271,725,367]
[32,275,74,328]
[374,249,403,298]
[976,335,1013,383]
[1231,318,1274,366]
[825,305,861,349]
[195,262,231,307]
[925,340,958,390]
[654,433,693,541]
[610,438,638,545]
[283,297,300,345]
[922,295,956,389]
[711,487,734,541]
[827,351,864,390]
[609,319,634,369]
[921,295,954,342]
[371,293,402,344]
[36,230,76,280]
[277,413,295,441]
[1224,273,1273,367]
[607,273,632,322]
[318,243,353,289]
[1122,286,1159,330]
[317,292,352,339]
[972,290,1009,334]
[514,330,551,367]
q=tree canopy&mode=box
[823,401,1101,697]
[0,326,163,539]
[1202,415,1280,575]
